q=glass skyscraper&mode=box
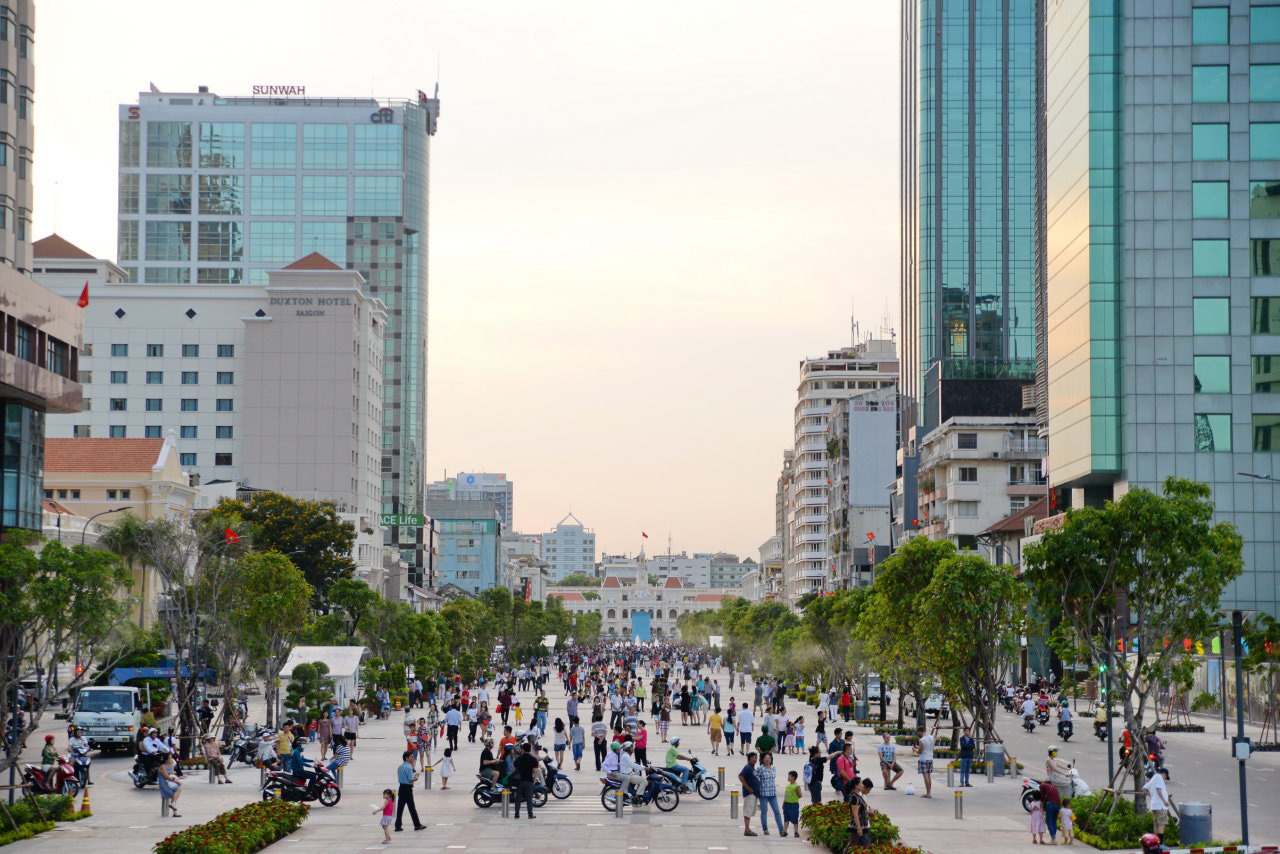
[900,0,1043,434]
[117,88,440,576]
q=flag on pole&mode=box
[641,531,649,539]
[77,282,89,308]
[224,527,239,544]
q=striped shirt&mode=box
[331,744,351,766]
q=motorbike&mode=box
[1057,719,1074,742]
[22,755,79,796]
[1093,719,1108,741]
[471,774,550,809]
[1036,707,1051,726]
[129,750,170,789]
[657,757,721,800]
[599,767,680,813]
[1022,715,1036,733]
[543,756,573,799]
[1020,768,1092,812]
[260,761,342,806]
[227,726,275,768]
[70,743,92,787]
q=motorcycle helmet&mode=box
[671,737,681,746]
[1047,745,1058,756]
[610,741,622,751]
[1139,832,1161,852]
[44,734,55,742]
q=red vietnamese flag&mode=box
[641,531,649,539]
[77,282,89,308]
[224,527,239,544]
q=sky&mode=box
[33,0,901,560]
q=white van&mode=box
[71,686,144,753]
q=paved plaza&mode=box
[7,671,1280,854]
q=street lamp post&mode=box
[81,506,133,545]
[1230,610,1251,848]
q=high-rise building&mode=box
[782,337,898,603]
[0,2,33,273]
[425,498,502,594]
[1042,1,1280,616]
[113,87,439,577]
[427,472,513,530]
[541,513,596,582]
[827,389,897,587]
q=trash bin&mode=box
[1179,802,1211,846]
[854,701,869,720]
[985,743,1006,776]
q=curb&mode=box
[1111,847,1279,854]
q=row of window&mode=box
[121,174,401,217]
[1190,238,1278,276]
[91,398,234,412]
[1192,64,1280,102]
[97,343,234,357]
[1192,122,1280,161]
[120,214,398,264]
[44,488,129,501]
[1191,354,1280,392]
[1192,180,1279,219]
[1,311,76,379]
[1194,413,1280,451]
[121,121,403,171]
[1192,6,1280,44]
[107,371,232,384]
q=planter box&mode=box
[1156,724,1205,733]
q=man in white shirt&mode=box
[1142,770,1173,840]
[617,743,647,799]
[141,729,166,756]
[1021,695,1037,726]
[736,706,755,751]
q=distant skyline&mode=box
[32,0,900,559]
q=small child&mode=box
[784,721,797,754]
[1059,798,1075,845]
[514,702,523,726]
[783,770,802,838]
[1027,790,1047,844]
[795,717,806,752]
[439,747,454,790]
[373,788,394,845]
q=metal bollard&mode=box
[260,767,266,788]
[718,767,725,790]
[161,795,172,817]
[501,788,511,818]
[954,790,963,819]
[615,787,625,819]
[987,761,995,784]
[947,766,955,788]
[208,764,215,784]
[730,788,739,819]
[423,765,433,791]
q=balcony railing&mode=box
[1005,437,1047,454]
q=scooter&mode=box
[227,726,274,768]
[658,757,721,799]
[471,774,550,809]
[542,756,573,799]
[1020,767,1092,811]
[599,767,680,813]
[1036,707,1051,726]
[1023,715,1036,733]
[129,750,170,789]
[1093,719,1108,741]
[22,755,79,796]
[260,761,342,806]
[1057,719,1074,742]
[70,742,92,787]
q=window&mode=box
[119,173,139,214]
[180,399,198,412]
[111,343,128,357]
[251,123,296,169]
[1254,5,1280,42]
[953,501,979,518]
[354,176,401,215]
[1253,65,1280,101]
[1196,413,1233,451]
[145,174,191,215]
[73,425,90,438]
[301,221,346,264]
[214,453,232,466]
[109,398,126,411]
[378,222,397,241]
[302,176,346,215]
[144,371,161,384]
[216,426,233,439]
[1010,495,1033,513]
[1252,123,1280,159]
[1252,238,1279,275]
[181,344,199,357]
[198,122,244,168]
[119,120,140,167]
[957,466,978,482]
[1253,355,1280,391]
[250,174,296,216]
[180,426,197,439]
[249,220,295,262]
[146,344,164,357]
[144,221,191,261]
[144,266,191,285]
[144,425,161,438]
[145,398,162,411]
[1194,297,1231,334]
[1253,296,1280,332]
[956,432,978,449]
[303,124,348,169]
[146,121,192,168]
[1193,65,1230,102]
[1194,355,1232,393]
[1193,239,1231,276]
[1252,180,1280,218]
[216,399,233,411]
[1193,181,1229,218]
[354,123,401,169]
[108,425,126,438]
[197,268,243,284]
[181,371,198,384]
[1193,123,1230,160]
[179,453,196,467]
[217,344,234,358]
[1194,7,1230,44]
[1256,412,1280,449]
[197,221,243,262]
[109,370,127,384]
[216,372,233,385]
[198,175,242,215]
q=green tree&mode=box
[802,588,871,686]
[232,551,314,727]
[284,661,334,717]
[556,573,599,587]
[572,610,602,645]
[215,492,356,606]
[327,577,381,642]
[1023,477,1242,796]
[1244,614,1280,744]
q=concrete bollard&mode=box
[718,767,725,790]
[730,788,739,819]
[987,761,995,784]
[947,766,955,788]
[208,764,215,784]
[161,795,172,817]
[336,767,344,789]
[501,788,511,818]
[954,790,963,819]
[260,767,266,788]
[423,765,433,791]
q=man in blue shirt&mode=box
[445,705,462,752]
[395,750,425,832]
[738,751,760,837]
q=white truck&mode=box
[71,686,144,753]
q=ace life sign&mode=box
[381,513,425,527]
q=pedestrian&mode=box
[1028,790,1047,844]
[738,751,760,837]
[958,727,976,787]
[1039,778,1061,843]
[158,753,182,816]
[439,747,454,789]
[394,749,426,832]
[373,788,394,845]
[203,735,232,783]
[708,706,723,755]
[570,717,586,771]
[634,719,649,765]
[756,751,784,835]
[317,713,333,760]
[445,703,462,752]
[552,718,567,766]
[343,708,360,756]
[724,708,736,756]
[847,777,875,846]
[806,744,826,804]
[912,725,934,798]
[1142,769,1173,844]
[513,743,540,819]
[877,732,904,790]
[591,712,609,770]
[1059,797,1076,845]
[782,769,802,838]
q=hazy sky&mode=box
[33,0,900,560]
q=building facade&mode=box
[549,575,735,641]
[1044,0,1280,615]
[541,513,596,582]
[828,389,898,587]
[425,498,502,594]
[115,87,440,576]
[427,472,513,530]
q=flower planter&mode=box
[1156,724,1205,733]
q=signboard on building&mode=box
[380,513,424,527]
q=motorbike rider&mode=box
[602,740,645,801]
[39,734,59,779]
[67,727,92,786]
[1093,704,1108,736]
[1057,700,1073,739]
[140,727,169,776]
[1144,729,1169,779]
[663,736,696,790]
[1021,694,1037,727]
[1045,746,1073,794]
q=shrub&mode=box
[800,801,902,852]
[1070,792,1180,849]
[0,820,55,847]
[153,799,309,854]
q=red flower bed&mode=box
[153,799,309,854]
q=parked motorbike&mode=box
[227,726,275,768]
[260,761,341,807]
[471,774,550,809]
[599,767,680,813]
[22,755,79,796]
[129,750,170,789]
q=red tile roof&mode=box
[43,498,73,515]
[980,496,1049,535]
[694,593,730,602]
[45,438,164,473]
[663,576,683,588]
[602,577,622,588]
[33,234,96,260]
[282,252,343,271]
[547,591,586,602]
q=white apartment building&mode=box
[542,513,596,582]
[782,337,899,604]
[757,534,783,601]
[828,387,897,588]
[914,416,1046,549]
[427,472,513,530]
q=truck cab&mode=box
[71,686,143,753]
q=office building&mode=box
[827,389,897,587]
[426,498,502,594]
[427,471,513,529]
[542,513,596,582]
[114,86,440,576]
[1043,0,1280,615]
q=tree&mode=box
[572,611,602,645]
[0,534,134,774]
[915,552,1027,743]
[327,578,381,642]
[556,573,599,587]
[232,551,314,727]
[1023,477,1242,798]
[1244,614,1280,745]
[215,492,356,606]
[802,588,871,687]
[284,661,334,717]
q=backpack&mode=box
[828,749,841,780]
[803,763,813,784]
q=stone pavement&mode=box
[7,670,1112,854]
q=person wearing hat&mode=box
[1045,745,1072,793]
[202,734,232,783]
[40,734,59,777]
[664,736,695,791]
[67,726,92,786]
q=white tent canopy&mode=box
[279,645,370,705]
